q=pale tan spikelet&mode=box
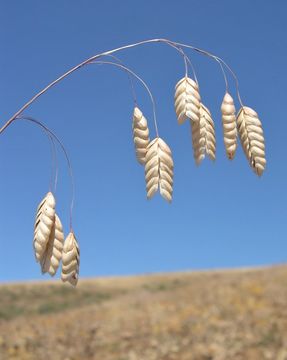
[174,77,201,125]
[40,214,64,276]
[145,137,174,202]
[33,192,56,262]
[237,106,266,176]
[61,232,80,287]
[221,92,237,160]
[132,106,150,164]
[191,104,216,165]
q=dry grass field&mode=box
[0,265,287,360]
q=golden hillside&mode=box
[0,265,287,360]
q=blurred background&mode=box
[0,0,286,359]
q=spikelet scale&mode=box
[132,107,150,165]
[33,192,56,262]
[221,92,237,160]
[61,232,80,286]
[174,77,201,124]
[237,106,266,176]
[145,137,174,202]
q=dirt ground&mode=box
[0,265,287,360]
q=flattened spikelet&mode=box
[40,214,64,276]
[221,93,237,160]
[191,104,216,165]
[174,77,201,124]
[145,137,174,202]
[132,107,150,165]
[237,106,266,176]
[61,232,80,287]
[33,192,56,262]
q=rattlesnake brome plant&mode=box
[0,38,266,286]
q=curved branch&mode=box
[16,116,75,230]
[0,38,240,134]
[169,40,239,102]
[90,60,159,136]
[48,131,58,193]
[100,54,138,105]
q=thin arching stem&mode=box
[52,135,59,193]
[100,54,138,105]
[0,38,243,134]
[16,116,75,231]
[216,57,243,105]
[217,60,229,94]
[181,48,199,85]
[164,40,192,81]
[162,39,200,82]
[48,133,58,193]
[168,40,238,102]
[89,60,159,137]
[183,54,188,78]
[166,42,189,77]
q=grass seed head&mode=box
[221,92,237,160]
[61,232,80,287]
[191,103,216,165]
[132,106,150,165]
[33,192,56,262]
[145,137,174,202]
[237,106,266,176]
[174,77,201,125]
[40,214,64,276]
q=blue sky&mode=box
[0,0,286,281]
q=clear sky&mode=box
[0,0,286,282]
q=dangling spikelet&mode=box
[33,192,56,262]
[61,232,80,287]
[40,214,64,276]
[200,104,216,161]
[174,77,201,124]
[191,104,216,165]
[221,93,237,160]
[237,106,266,176]
[145,137,174,202]
[132,107,150,165]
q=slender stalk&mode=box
[100,54,138,105]
[164,40,194,82]
[169,40,237,101]
[0,38,241,134]
[217,57,243,105]
[48,133,58,193]
[165,42,189,77]
[89,60,159,137]
[17,116,75,230]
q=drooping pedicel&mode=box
[61,232,80,287]
[40,214,64,276]
[145,137,174,202]
[237,106,266,176]
[33,192,56,262]
[132,106,150,165]
[174,77,201,124]
[191,103,216,165]
[221,92,237,160]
